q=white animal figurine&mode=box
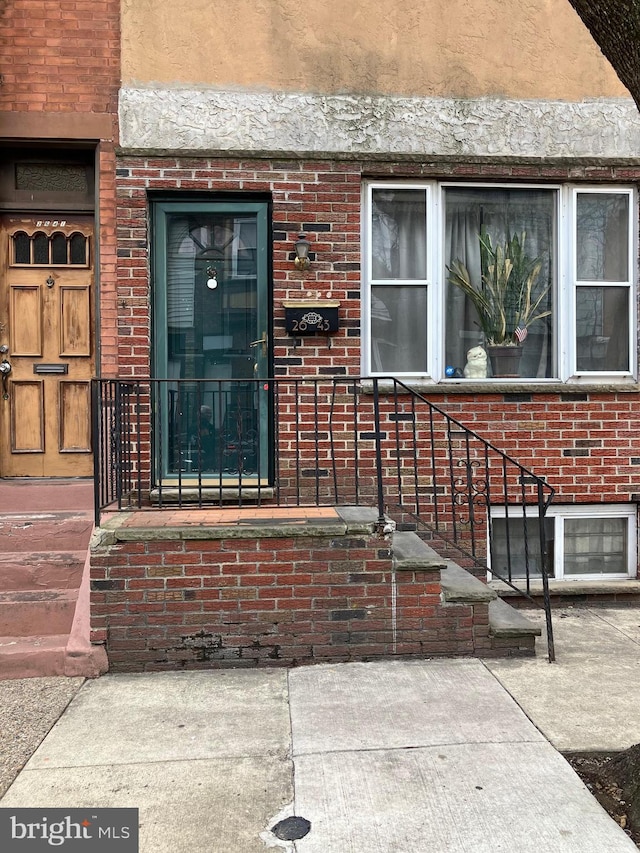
[463,346,488,379]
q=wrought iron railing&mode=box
[92,376,556,659]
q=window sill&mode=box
[362,378,640,395]
[490,577,640,597]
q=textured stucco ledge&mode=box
[119,88,640,161]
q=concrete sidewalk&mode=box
[1,642,638,852]
[486,605,640,752]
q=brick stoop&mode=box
[0,505,108,680]
[89,506,539,671]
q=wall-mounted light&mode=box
[294,233,311,270]
[206,266,218,290]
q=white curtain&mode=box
[444,188,555,378]
[166,217,196,330]
[371,190,428,372]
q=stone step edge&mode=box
[0,550,88,564]
[0,634,69,679]
[440,561,497,604]
[0,589,79,604]
[392,531,448,571]
[488,597,543,637]
[439,560,541,638]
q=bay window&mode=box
[364,182,635,382]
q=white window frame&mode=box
[362,182,435,377]
[489,503,637,581]
[362,181,637,383]
[570,187,635,377]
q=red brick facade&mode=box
[1,0,119,115]
[114,156,640,508]
[1,0,121,375]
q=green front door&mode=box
[153,202,270,482]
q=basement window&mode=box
[489,504,636,582]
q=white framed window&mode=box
[364,184,434,376]
[573,189,634,375]
[362,182,636,382]
[489,504,637,581]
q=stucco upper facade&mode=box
[122,0,628,101]
[119,0,639,160]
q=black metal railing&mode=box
[92,376,556,659]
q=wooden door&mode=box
[0,215,95,477]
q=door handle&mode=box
[249,332,268,358]
[0,359,10,400]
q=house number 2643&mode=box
[291,311,330,332]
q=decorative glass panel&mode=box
[444,187,555,379]
[15,163,88,193]
[51,232,67,265]
[564,517,627,575]
[69,233,88,265]
[371,189,427,280]
[576,193,629,281]
[33,232,48,264]
[13,231,30,264]
[576,286,629,371]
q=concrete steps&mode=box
[392,530,542,657]
[0,483,107,679]
[0,589,78,636]
[0,634,69,678]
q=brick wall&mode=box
[113,156,640,509]
[1,0,121,375]
[1,0,120,115]
[426,391,640,504]
[90,526,488,671]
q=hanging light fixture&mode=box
[293,233,311,270]
[206,266,218,290]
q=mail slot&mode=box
[283,300,340,335]
[33,363,68,374]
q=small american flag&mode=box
[515,323,528,343]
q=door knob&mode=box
[0,360,11,375]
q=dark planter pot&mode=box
[488,345,523,378]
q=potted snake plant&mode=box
[447,226,551,376]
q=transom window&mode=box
[11,230,89,267]
[364,183,635,382]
